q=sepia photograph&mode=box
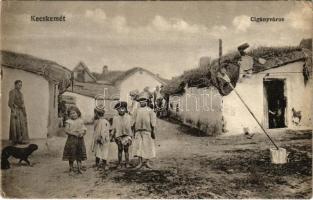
[0,1,312,198]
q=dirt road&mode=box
[1,118,312,198]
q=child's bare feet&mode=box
[77,170,83,174]
[69,169,75,176]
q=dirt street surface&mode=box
[1,118,312,198]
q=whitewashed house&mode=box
[165,42,312,136]
[222,48,312,135]
[62,92,95,123]
[93,66,167,101]
[64,81,119,123]
[1,51,71,139]
[72,65,167,120]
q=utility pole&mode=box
[218,39,222,67]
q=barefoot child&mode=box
[62,106,87,175]
[112,101,133,169]
[132,92,157,169]
[91,107,111,170]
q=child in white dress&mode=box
[91,107,111,170]
[132,92,157,169]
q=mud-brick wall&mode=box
[168,86,223,136]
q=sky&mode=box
[1,1,312,79]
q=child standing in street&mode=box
[132,92,157,169]
[91,107,111,170]
[112,101,133,169]
[62,106,87,175]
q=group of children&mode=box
[62,92,157,175]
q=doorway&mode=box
[264,79,287,129]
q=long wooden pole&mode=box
[217,39,279,150]
[229,84,280,150]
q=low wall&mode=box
[168,86,223,136]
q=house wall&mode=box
[62,92,119,124]
[169,87,223,135]
[222,61,312,135]
[1,67,50,139]
[118,70,163,102]
[63,92,95,123]
[48,83,60,137]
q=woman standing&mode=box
[8,80,29,145]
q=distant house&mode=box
[164,40,312,135]
[68,63,168,122]
[73,61,97,83]
[64,81,118,123]
[93,66,168,101]
[1,51,72,139]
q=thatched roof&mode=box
[67,81,119,100]
[163,43,312,96]
[92,70,125,83]
[300,38,312,50]
[93,67,168,85]
[1,50,72,93]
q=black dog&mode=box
[1,144,38,169]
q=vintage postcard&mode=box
[0,1,312,199]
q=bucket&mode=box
[270,148,288,164]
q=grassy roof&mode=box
[1,50,72,93]
[163,44,311,96]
